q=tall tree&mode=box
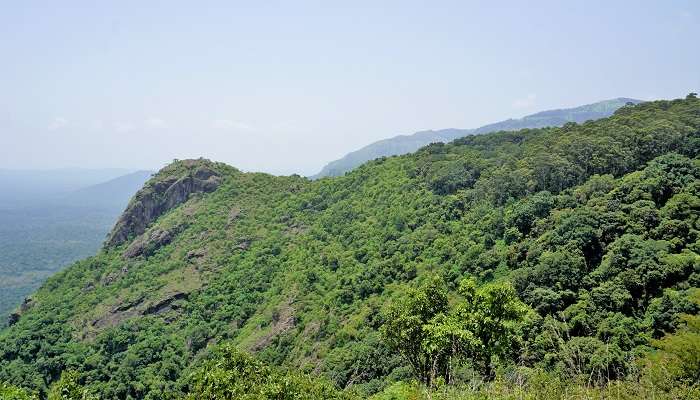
[381,277,527,386]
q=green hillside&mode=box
[1,96,699,399]
[313,98,641,179]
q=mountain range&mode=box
[313,98,642,178]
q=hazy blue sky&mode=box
[1,1,698,175]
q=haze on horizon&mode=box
[1,1,698,176]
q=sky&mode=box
[1,1,698,176]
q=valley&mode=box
[0,171,152,324]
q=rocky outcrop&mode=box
[105,160,223,248]
[143,292,188,315]
[7,313,20,326]
[251,299,296,351]
[123,227,181,259]
[185,248,206,260]
[234,237,252,251]
[7,298,34,326]
[91,292,189,330]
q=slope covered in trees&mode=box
[0,96,698,399]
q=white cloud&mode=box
[211,119,252,131]
[48,117,68,130]
[512,94,537,109]
[146,117,167,128]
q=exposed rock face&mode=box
[143,292,188,315]
[185,248,206,260]
[123,227,180,259]
[228,207,243,225]
[91,292,189,330]
[7,298,34,326]
[105,160,223,248]
[7,313,19,326]
[251,299,296,351]
[235,237,252,251]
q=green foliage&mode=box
[47,371,97,400]
[370,369,700,400]
[381,277,527,386]
[380,277,450,387]
[0,382,38,400]
[642,289,700,386]
[183,344,354,399]
[650,314,700,382]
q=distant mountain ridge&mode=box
[0,168,131,209]
[60,170,153,208]
[313,97,642,178]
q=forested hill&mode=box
[1,96,699,399]
[312,97,641,179]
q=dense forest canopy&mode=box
[1,96,699,399]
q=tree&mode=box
[643,290,700,385]
[504,191,555,236]
[0,382,38,400]
[381,276,527,387]
[47,371,97,400]
[184,344,352,400]
[380,277,449,387]
[452,278,528,378]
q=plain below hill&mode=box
[0,169,152,325]
[0,168,131,209]
[312,97,642,178]
[59,170,154,208]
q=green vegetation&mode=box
[0,382,38,400]
[1,97,699,399]
[381,277,527,386]
[183,343,353,399]
[47,371,98,400]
